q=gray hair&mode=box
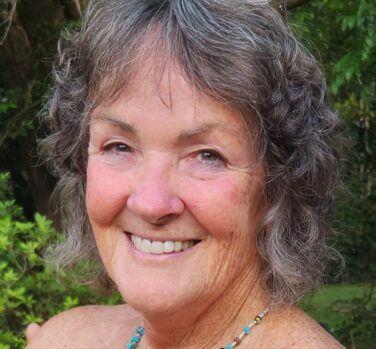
[42,0,343,304]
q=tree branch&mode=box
[0,0,17,45]
[63,0,82,20]
[271,0,312,20]
[0,99,41,148]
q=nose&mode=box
[127,158,184,225]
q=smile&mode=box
[130,234,198,254]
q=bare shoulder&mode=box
[260,305,345,349]
[26,304,141,349]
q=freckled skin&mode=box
[86,62,266,336]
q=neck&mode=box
[139,263,268,349]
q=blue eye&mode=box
[198,150,225,165]
[200,150,218,161]
[115,143,131,152]
[103,142,132,154]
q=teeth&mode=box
[130,234,196,254]
[142,239,152,253]
[151,241,164,254]
[164,241,175,253]
[131,235,141,249]
[174,241,183,252]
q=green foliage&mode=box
[300,284,376,348]
[0,173,121,348]
[291,2,376,347]
[291,0,376,103]
[0,88,35,149]
[0,89,18,114]
[335,294,376,347]
[333,1,376,100]
[291,0,376,288]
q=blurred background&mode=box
[0,0,375,348]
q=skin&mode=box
[25,323,40,342]
[26,59,345,349]
[86,60,267,347]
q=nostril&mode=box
[127,190,184,224]
[152,213,178,226]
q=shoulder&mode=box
[26,304,141,349]
[260,305,345,349]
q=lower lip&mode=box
[124,233,199,260]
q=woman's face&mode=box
[86,64,265,315]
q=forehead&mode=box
[91,56,250,139]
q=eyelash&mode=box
[103,142,132,153]
[102,142,226,166]
[198,149,224,162]
[196,149,225,166]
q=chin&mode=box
[111,266,199,316]
[118,283,193,317]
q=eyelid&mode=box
[198,148,224,159]
[102,140,133,152]
[196,148,227,166]
[103,138,130,147]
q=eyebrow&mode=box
[177,123,231,141]
[93,116,235,140]
[94,116,137,134]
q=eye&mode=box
[103,142,132,154]
[197,149,225,165]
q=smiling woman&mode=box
[86,68,265,317]
[28,0,345,348]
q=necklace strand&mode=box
[125,307,269,349]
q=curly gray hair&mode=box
[42,0,343,304]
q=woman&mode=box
[27,0,345,348]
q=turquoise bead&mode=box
[244,325,251,334]
[226,345,232,349]
[131,335,141,343]
[126,327,144,349]
[136,326,145,336]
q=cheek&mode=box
[183,174,264,239]
[86,159,130,226]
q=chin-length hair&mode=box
[41,0,344,304]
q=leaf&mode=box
[14,221,35,233]
[34,213,52,235]
[341,16,356,31]
[0,217,12,235]
[18,241,39,254]
[0,261,9,272]
[22,313,44,326]
[5,286,26,299]
[0,344,11,349]
[2,269,19,284]
[63,296,79,310]
[0,235,11,251]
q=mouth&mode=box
[127,233,200,255]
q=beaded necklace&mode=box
[125,307,269,349]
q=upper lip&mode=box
[125,232,202,242]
